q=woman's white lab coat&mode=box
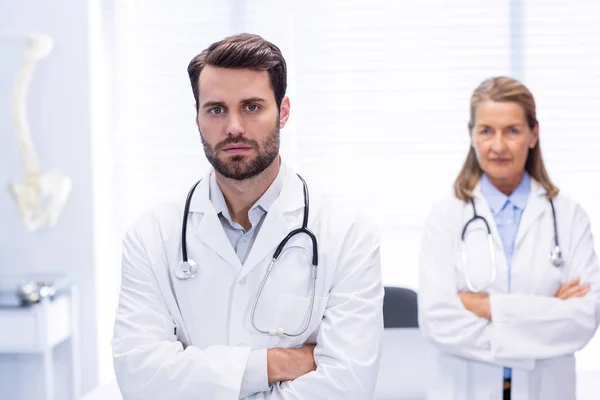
[418,178,600,400]
[111,164,384,400]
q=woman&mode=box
[418,76,600,400]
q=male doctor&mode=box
[112,33,384,399]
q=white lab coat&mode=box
[112,164,384,400]
[418,178,600,400]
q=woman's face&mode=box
[471,101,538,188]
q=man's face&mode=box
[196,66,290,180]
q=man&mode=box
[112,33,383,399]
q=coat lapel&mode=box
[188,173,242,269]
[515,179,548,248]
[466,184,509,292]
[239,166,305,279]
[471,184,504,253]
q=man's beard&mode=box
[201,122,280,181]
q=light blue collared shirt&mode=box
[480,172,531,381]
[209,165,285,264]
[208,164,286,396]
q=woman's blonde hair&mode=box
[454,76,559,201]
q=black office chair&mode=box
[376,287,427,399]
[382,286,418,328]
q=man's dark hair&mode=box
[187,33,287,111]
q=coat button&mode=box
[239,277,247,285]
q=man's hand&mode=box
[458,292,491,320]
[555,278,590,300]
[267,345,317,384]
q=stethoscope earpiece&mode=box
[269,327,285,336]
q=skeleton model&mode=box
[6,34,72,231]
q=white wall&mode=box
[0,0,97,398]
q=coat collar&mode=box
[185,160,307,277]
[472,176,548,250]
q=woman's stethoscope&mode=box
[461,197,564,293]
[175,174,319,337]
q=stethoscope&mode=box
[176,174,319,337]
[461,197,564,293]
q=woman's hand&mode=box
[555,277,590,300]
[458,277,590,321]
[458,292,491,320]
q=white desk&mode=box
[0,286,80,400]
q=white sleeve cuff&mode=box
[239,348,269,398]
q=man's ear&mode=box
[279,97,291,129]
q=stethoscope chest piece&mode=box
[176,260,198,280]
[549,245,564,268]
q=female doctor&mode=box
[418,76,600,400]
